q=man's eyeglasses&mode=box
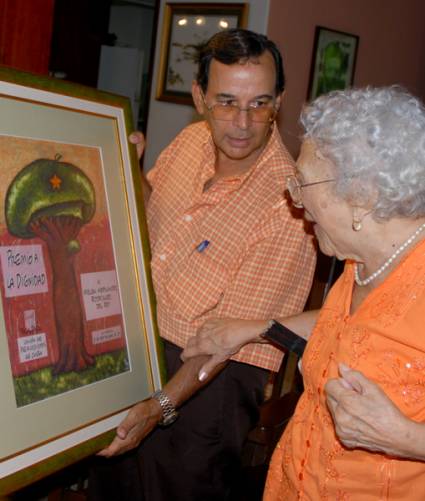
[286,174,335,208]
[201,92,277,123]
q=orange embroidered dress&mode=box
[264,239,425,500]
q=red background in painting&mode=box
[0,217,127,377]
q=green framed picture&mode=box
[307,26,359,100]
[0,66,164,495]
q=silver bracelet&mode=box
[151,390,179,426]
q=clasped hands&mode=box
[181,318,268,380]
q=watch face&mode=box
[161,411,178,426]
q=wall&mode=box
[109,4,155,76]
[268,0,425,157]
[102,4,155,129]
[144,0,270,169]
[0,0,54,74]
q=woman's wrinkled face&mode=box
[296,140,357,260]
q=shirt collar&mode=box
[201,121,281,189]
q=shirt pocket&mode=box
[164,248,229,321]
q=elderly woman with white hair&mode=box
[182,86,425,499]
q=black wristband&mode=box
[261,320,307,357]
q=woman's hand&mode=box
[181,319,269,381]
[325,363,422,459]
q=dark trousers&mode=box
[89,340,268,501]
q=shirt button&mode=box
[159,254,166,261]
[183,214,193,222]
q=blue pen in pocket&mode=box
[195,240,210,253]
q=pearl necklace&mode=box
[354,221,425,286]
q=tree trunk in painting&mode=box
[30,216,94,374]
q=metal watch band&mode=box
[151,389,179,426]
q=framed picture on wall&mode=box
[156,2,249,105]
[0,66,164,495]
[307,26,359,100]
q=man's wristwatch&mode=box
[151,390,179,426]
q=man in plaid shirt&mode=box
[99,29,315,500]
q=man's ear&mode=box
[274,90,284,112]
[192,81,205,115]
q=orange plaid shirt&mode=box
[146,121,316,371]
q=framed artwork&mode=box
[307,26,359,100]
[156,2,248,105]
[0,66,164,495]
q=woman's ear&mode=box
[192,81,205,115]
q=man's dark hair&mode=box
[197,28,285,95]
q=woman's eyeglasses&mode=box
[286,175,335,208]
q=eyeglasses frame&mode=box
[200,91,278,123]
[286,174,336,208]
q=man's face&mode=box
[192,51,281,169]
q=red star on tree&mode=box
[49,174,62,190]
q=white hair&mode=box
[301,86,425,220]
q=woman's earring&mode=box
[352,217,362,231]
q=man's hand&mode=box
[129,131,151,201]
[325,363,418,458]
[181,319,268,381]
[97,398,162,457]
[98,354,226,457]
[129,131,145,161]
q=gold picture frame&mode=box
[156,2,248,105]
[0,66,164,496]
